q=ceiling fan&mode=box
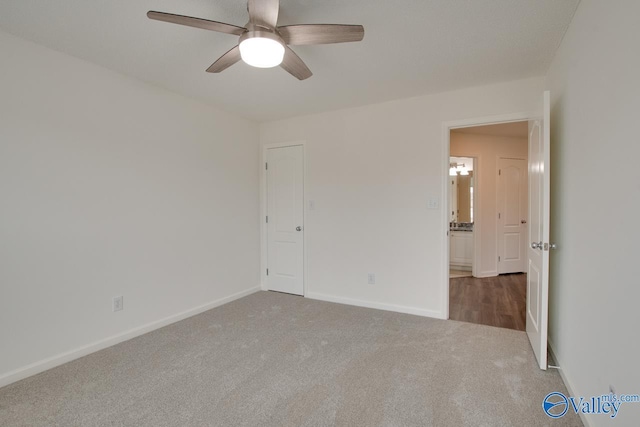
[147,0,365,80]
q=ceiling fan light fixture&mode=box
[239,30,285,68]
[148,0,365,80]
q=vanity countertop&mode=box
[450,223,474,232]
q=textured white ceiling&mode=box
[0,0,579,122]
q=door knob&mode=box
[521,220,527,224]
[531,242,542,250]
[296,226,302,231]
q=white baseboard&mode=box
[548,340,592,427]
[449,264,472,271]
[306,292,445,319]
[474,270,498,278]
[0,286,261,389]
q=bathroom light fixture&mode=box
[239,31,285,68]
[449,162,469,176]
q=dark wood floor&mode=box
[449,273,526,331]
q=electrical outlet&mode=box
[368,273,376,284]
[113,296,123,312]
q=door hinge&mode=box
[265,162,268,170]
[498,256,501,262]
[498,213,501,219]
[266,268,269,276]
[266,216,268,223]
[499,169,501,176]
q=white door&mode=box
[527,91,551,370]
[266,145,304,295]
[497,158,527,274]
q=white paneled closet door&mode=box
[266,145,304,296]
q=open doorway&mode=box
[447,121,529,331]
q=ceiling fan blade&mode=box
[278,24,365,45]
[280,46,312,80]
[206,45,242,73]
[248,0,279,29]
[147,11,245,36]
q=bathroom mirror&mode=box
[449,157,474,223]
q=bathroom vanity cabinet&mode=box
[450,230,473,269]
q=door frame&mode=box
[441,112,536,319]
[260,141,307,296]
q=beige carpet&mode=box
[0,291,582,426]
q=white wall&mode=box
[450,133,527,277]
[0,31,260,385]
[260,77,544,318]
[546,0,640,425]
